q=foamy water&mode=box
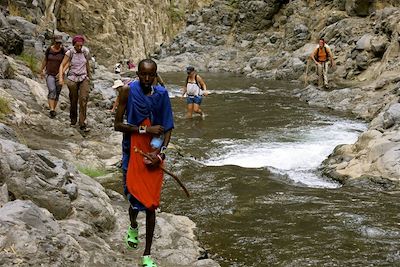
[202,119,366,188]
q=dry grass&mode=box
[17,52,40,74]
[0,97,11,119]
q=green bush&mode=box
[77,165,108,178]
[168,6,185,23]
[17,52,40,74]
[0,97,11,119]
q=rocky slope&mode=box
[0,52,220,266]
[0,19,219,267]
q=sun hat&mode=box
[112,79,124,89]
[54,35,63,43]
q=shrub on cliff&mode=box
[0,97,11,119]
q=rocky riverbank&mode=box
[155,0,400,189]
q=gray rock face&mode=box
[0,123,17,141]
[383,103,400,129]
[3,0,46,22]
[0,200,84,267]
[238,0,281,31]
[0,27,23,55]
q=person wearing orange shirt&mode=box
[311,38,335,89]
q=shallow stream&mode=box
[117,72,400,266]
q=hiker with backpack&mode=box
[181,66,208,119]
[40,35,66,118]
[310,38,335,89]
[59,35,92,132]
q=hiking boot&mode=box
[142,255,157,267]
[70,120,77,126]
[49,110,56,118]
[79,124,91,132]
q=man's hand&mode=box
[146,125,164,135]
[143,150,162,167]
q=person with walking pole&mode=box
[114,59,174,267]
[310,38,335,89]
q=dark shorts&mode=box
[122,170,147,211]
[186,95,202,105]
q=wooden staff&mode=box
[133,146,190,198]
[304,58,310,86]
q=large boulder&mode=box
[382,103,400,129]
[345,0,372,17]
[371,35,388,58]
[238,0,281,31]
[356,34,373,51]
[0,27,23,55]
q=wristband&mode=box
[157,154,163,163]
[160,146,167,154]
[138,125,146,134]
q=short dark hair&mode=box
[138,59,157,72]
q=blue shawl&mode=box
[122,80,174,171]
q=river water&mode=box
[120,73,400,266]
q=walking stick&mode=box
[133,146,190,198]
[304,58,310,86]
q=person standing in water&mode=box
[181,66,208,119]
[114,59,174,267]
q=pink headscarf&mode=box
[72,35,85,45]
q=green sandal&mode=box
[125,226,139,249]
[142,255,157,267]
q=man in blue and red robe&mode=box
[114,59,173,267]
